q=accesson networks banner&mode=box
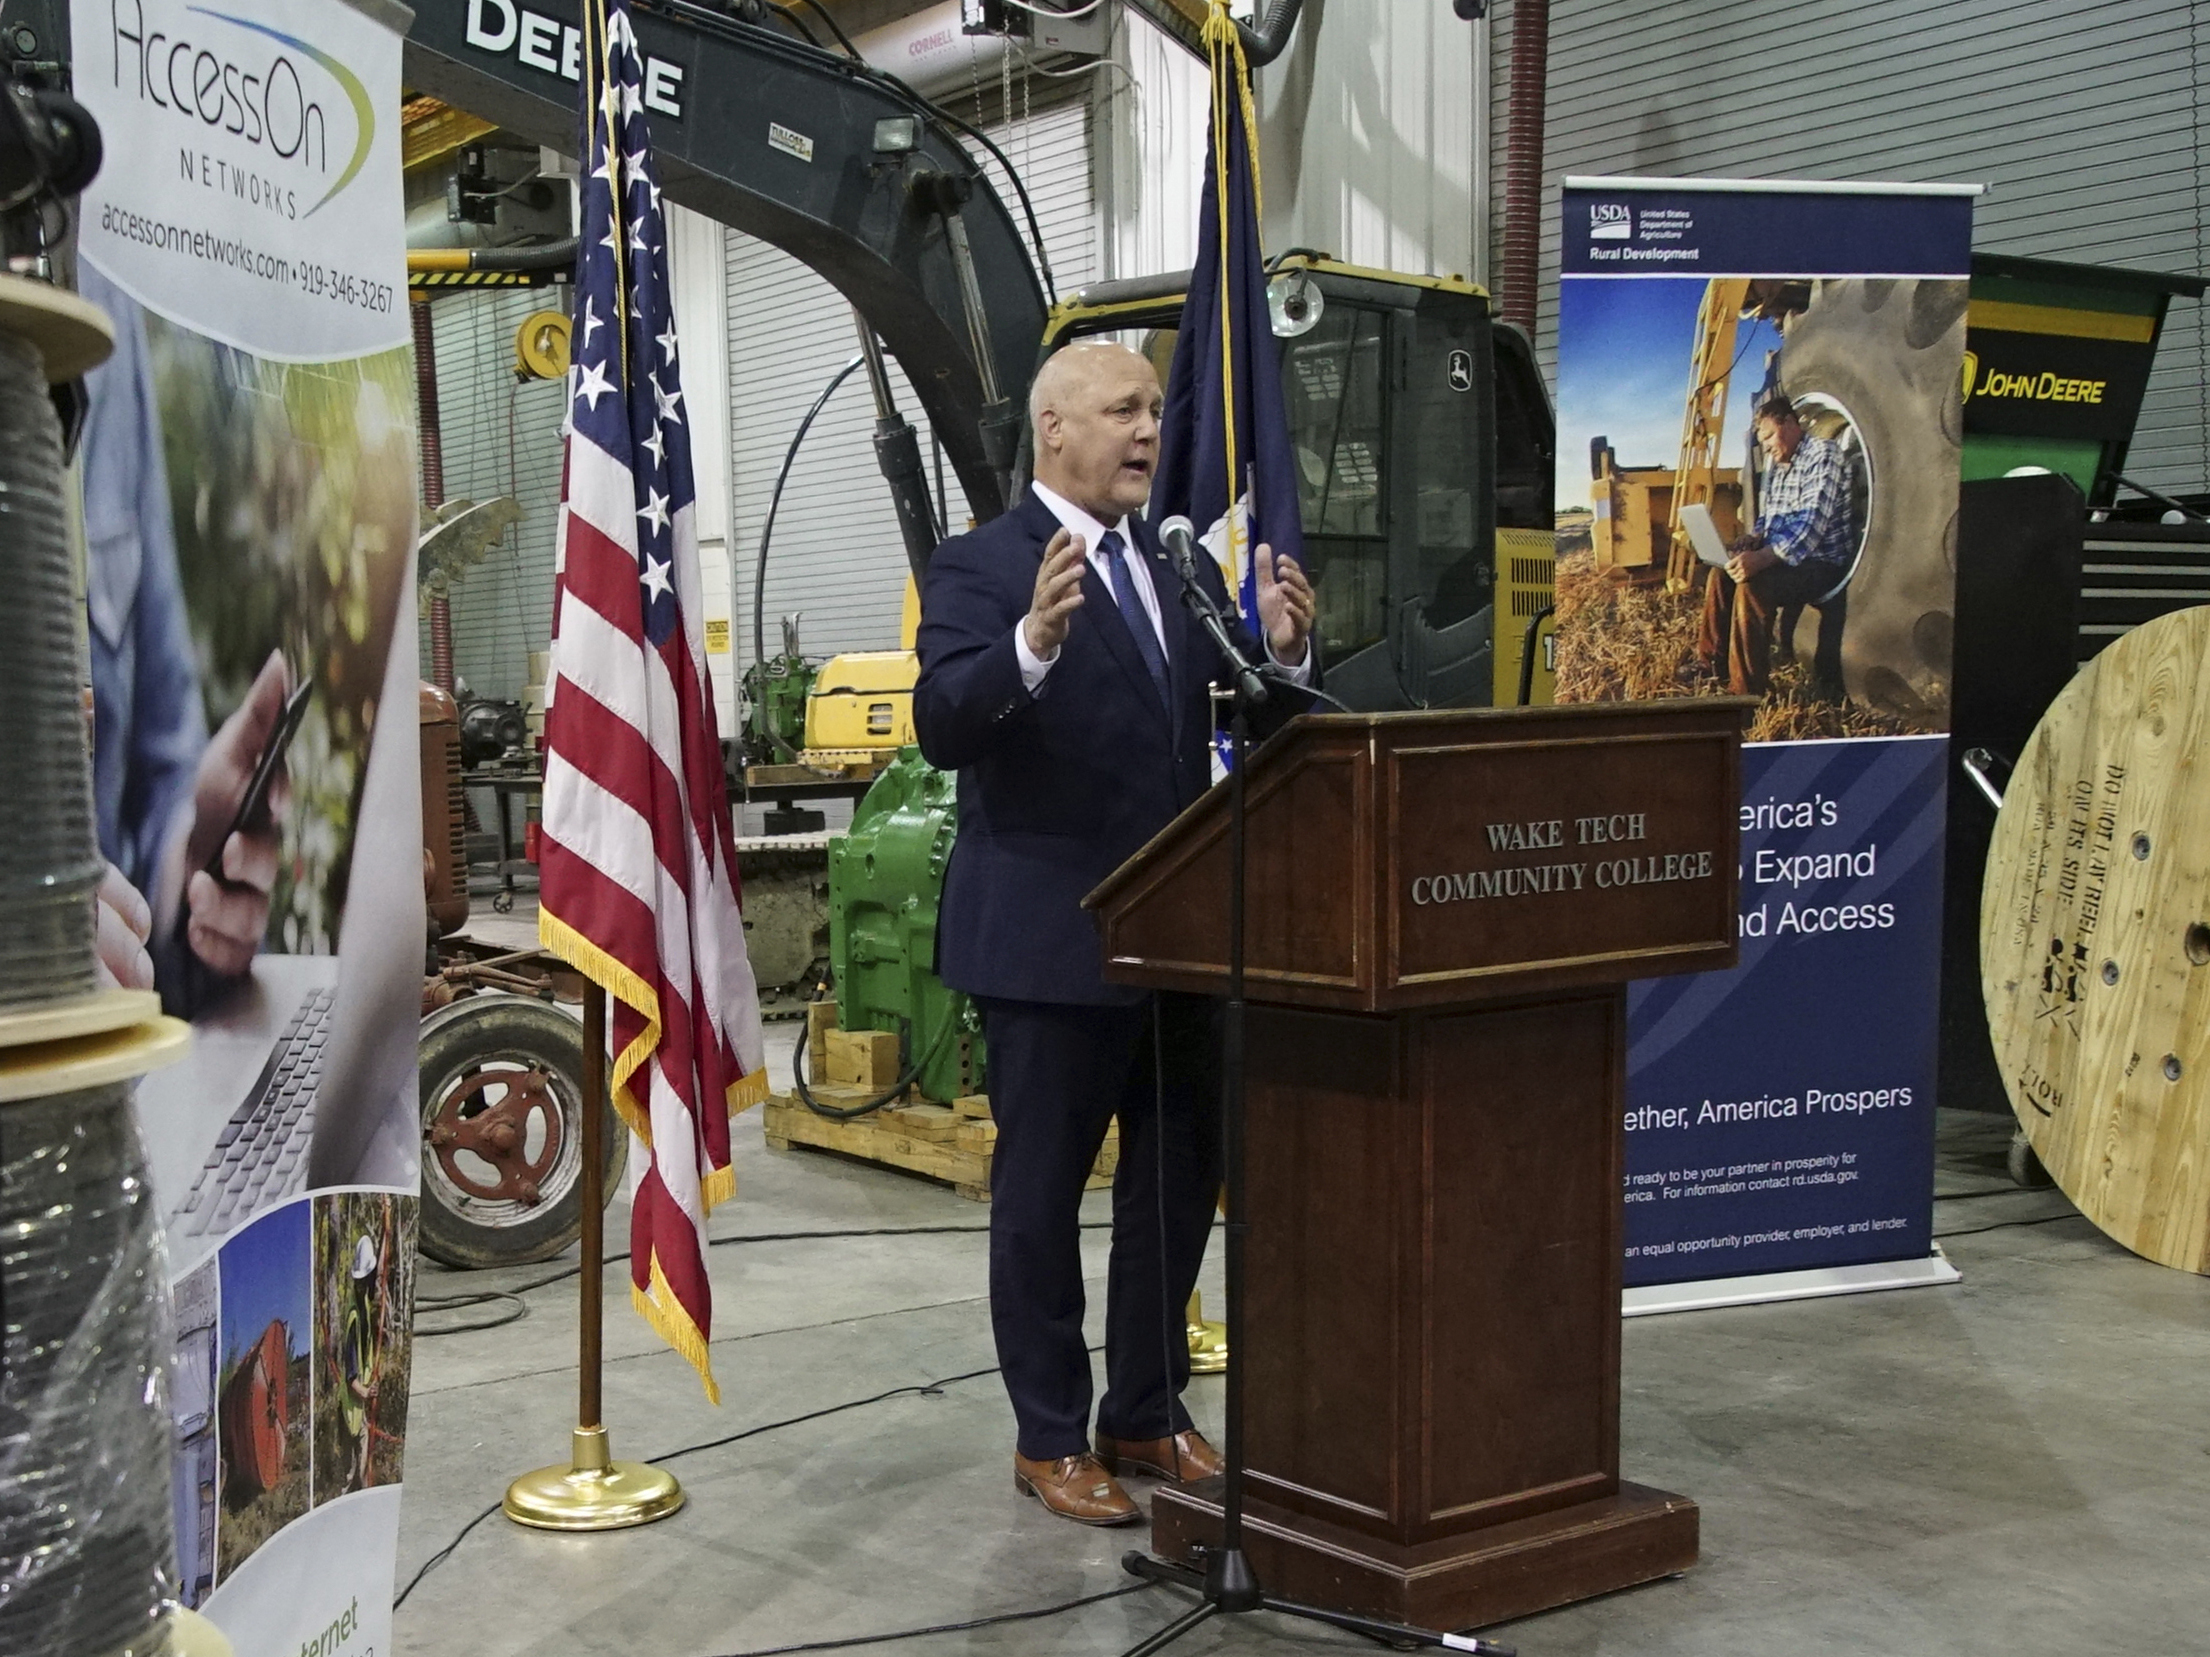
[1553,177,1976,1290]
[73,0,420,1652]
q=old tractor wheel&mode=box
[417,995,624,1269]
[1776,276,1969,725]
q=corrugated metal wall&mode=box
[422,205,761,718]
[424,289,566,705]
[724,76,1100,682]
[1489,0,2209,491]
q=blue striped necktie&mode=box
[1101,529,1168,700]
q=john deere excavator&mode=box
[395,0,1556,1257]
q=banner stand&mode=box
[1553,176,1981,1307]
[1623,1249,1959,1319]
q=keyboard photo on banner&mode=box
[71,0,422,1650]
[1552,177,1979,1298]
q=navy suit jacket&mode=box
[915,487,1307,1006]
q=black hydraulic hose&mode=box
[2115,472,2207,522]
[1118,0,1303,66]
[927,107,1057,305]
[752,355,866,672]
[1237,0,1306,65]
[789,0,860,58]
[791,1010,954,1121]
[657,0,1056,308]
[472,237,580,271]
[760,1,823,49]
[406,238,580,275]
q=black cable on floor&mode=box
[393,1503,503,1607]
[412,1289,532,1335]
[393,1365,1001,1607]
[392,1330,1156,1615]
[1933,1210,2080,1241]
[650,1363,1004,1467]
[706,1581,1156,1656]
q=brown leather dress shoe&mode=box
[1013,1452,1141,1526]
[1093,1429,1224,1483]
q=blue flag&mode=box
[1148,13,1302,633]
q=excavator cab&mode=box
[1043,255,1557,710]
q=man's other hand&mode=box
[1256,544,1315,665]
[1024,528,1088,660]
[96,862,154,991]
[182,649,291,977]
[1726,544,1780,584]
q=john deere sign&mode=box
[1960,255,2207,504]
[1961,318,2154,441]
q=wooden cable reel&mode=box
[1981,607,2210,1271]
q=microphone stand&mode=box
[1114,554,1515,1657]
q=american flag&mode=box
[539,0,766,1403]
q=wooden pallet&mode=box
[761,1088,1118,1201]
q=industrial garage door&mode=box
[424,288,566,706]
[1488,0,2210,493]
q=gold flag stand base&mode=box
[504,1426,684,1531]
[503,986,683,1533]
[1186,1290,1229,1375]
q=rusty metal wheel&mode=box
[416,994,623,1269]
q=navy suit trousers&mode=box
[977,992,1223,1460]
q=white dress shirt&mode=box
[1014,480,1311,692]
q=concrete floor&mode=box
[396,1032,2210,1657]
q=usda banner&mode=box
[1554,178,1976,1294]
[73,1,419,1653]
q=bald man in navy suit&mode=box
[915,342,1315,1525]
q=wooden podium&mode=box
[1084,700,1746,1632]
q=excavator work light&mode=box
[872,116,921,156]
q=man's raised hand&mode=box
[1024,527,1088,659]
[1255,544,1316,665]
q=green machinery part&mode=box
[743,652,815,763]
[826,746,986,1104]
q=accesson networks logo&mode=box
[106,0,375,218]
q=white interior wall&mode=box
[1100,4,1487,286]
[1100,8,1207,281]
[1254,0,1485,282]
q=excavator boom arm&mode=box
[403,0,1050,522]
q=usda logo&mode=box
[1589,202,1632,241]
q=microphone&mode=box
[1153,513,1268,709]
[1157,513,1201,580]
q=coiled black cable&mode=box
[0,330,100,1009]
[790,1007,954,1121]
